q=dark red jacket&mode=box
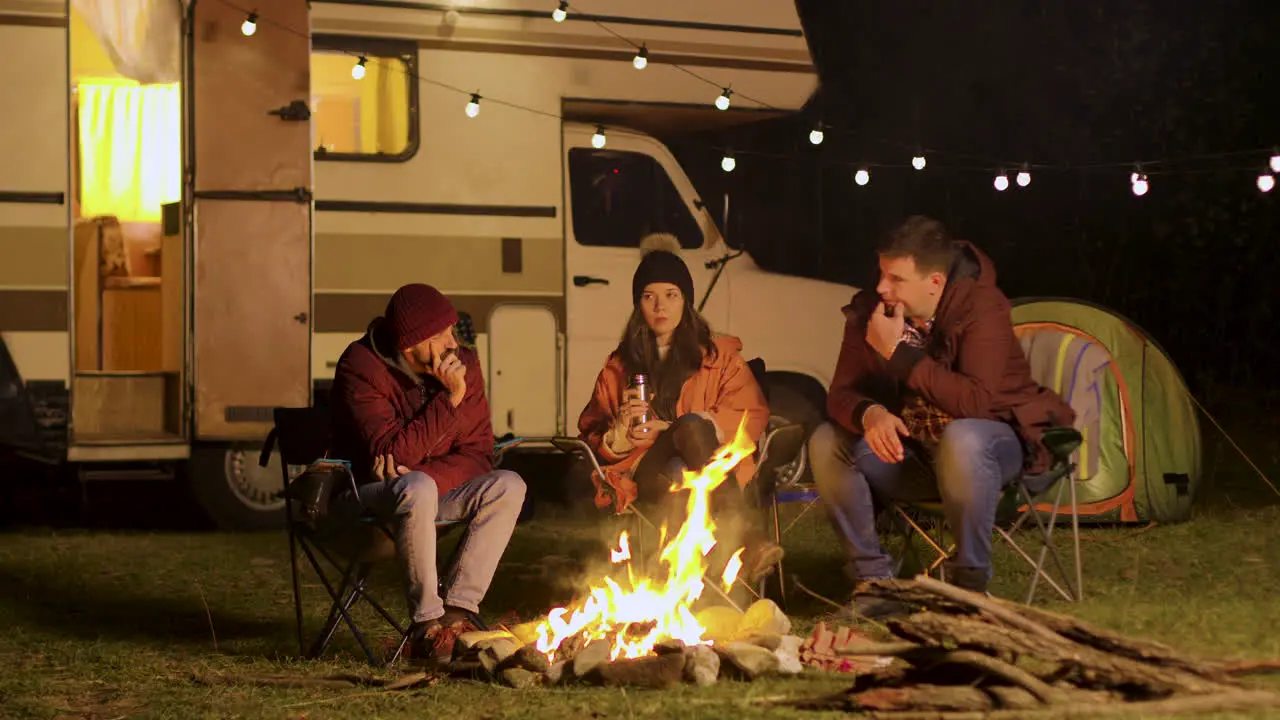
[826,241,1075,474]
[329,320,494,498]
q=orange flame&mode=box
[610,532,631,564]
[535,413,756,662]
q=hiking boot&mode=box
[408,609,481,664]
[740,537,785,583]
[848,579,913,621]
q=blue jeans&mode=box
[808,418,1024,591]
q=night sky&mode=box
[669,0,1279,397]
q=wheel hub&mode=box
[225,448,300,512]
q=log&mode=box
[892,610,1227,697]
[189,671,384,689]
[941,650,1063,705]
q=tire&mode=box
[761,371,827,434]
[188,443,298,531]
[759,372,828,490]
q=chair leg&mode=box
[1070,475,1083,602]
[1017,482,1078,602]
[287,524,305,658]
[307,556,361,658]
[769,491,786,609]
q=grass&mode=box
[2,487,1280,719]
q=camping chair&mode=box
[259,406,486,666]
[890,426,1085,604]
[747,417,811,608]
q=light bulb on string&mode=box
[632,46,648,70]
[1271,149,1280,174]
[465,93,481,118]
[854,167,870,186]
[994,171,1009,192]
[241,12,257,36]
[721,152,736,173]
[714,88,732,111]
[1258,173,1276,194]
[808,124,824,145]
[1016,164,1031,187]
[1132,174,1149,197]
[912,154,926,170]
[591,125,606,149]
[351,56,367,80]
[552,1,567,22]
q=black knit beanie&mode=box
[631,250,694,305]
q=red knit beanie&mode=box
[384,283,458,351]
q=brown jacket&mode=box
[826,241,1075,474]
[578,334,770,510]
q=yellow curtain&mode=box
[78,79,181,223]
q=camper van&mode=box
[0,0,856,530]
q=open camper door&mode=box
[189,0,312,441]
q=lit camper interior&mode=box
[69,6,183,444]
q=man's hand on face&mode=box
[862,405,909,464]
[429,345,467,407]
[866,301,906,360]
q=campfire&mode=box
[451,414,808,688]
[533,414,756,664]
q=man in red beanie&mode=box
[330,283,525,663]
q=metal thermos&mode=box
[629,373,651,427]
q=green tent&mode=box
[1011,298,1201,524]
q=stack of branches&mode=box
[780,576,1280,719]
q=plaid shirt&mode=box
[896,318,955,448]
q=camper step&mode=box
[77,466,176,483]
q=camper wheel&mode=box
[762,371,827,433]
[188,444,293,530]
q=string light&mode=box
[1132,170,1149,196]
[714,88,732,111]
[204,0,1275,196]
[721,152,736,173]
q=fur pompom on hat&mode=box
[631,250,694,306]
[384,283,458,351]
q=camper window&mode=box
[568,148,702,249]
[311,36,419,162]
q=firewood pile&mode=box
[451,598,808,689]
[778,576,1280,718]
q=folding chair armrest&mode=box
[259,428,279,468]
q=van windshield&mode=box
[567,148,703,250]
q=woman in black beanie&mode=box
[577,250,783,583]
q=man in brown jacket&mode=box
[809,216,1074,608]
